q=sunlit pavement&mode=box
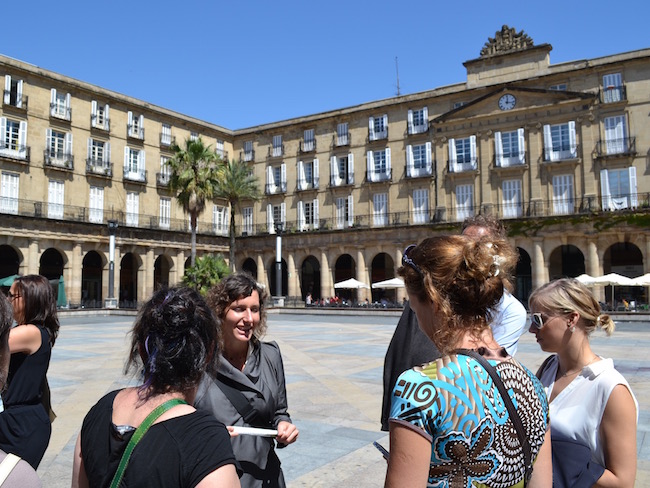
[37,311,650,487]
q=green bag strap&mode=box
[110,398,187,488]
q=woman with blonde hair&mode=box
[385,235,551,487]
[529,278,638,487]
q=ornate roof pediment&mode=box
[480,25,535,58]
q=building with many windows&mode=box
[2,26,650,308]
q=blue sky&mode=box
[3,0,649,130]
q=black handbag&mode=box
[457,349,533,485]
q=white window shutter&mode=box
[448,138,457,171]
[568,121,577,156]
[386,147,391,176]
[407,110,414,134]
[46,128,52,150]
[65,93,71,114]
[87,138,92,159]
[383,114,388,129]
[517,128,526,163]
[629,166,638,207]
[330,156,338,185]
[91,101,97,127]
[600,169,611,211]
[406,144,413,177]
[469,135,477,166]
[18,121,27,148]
[267,203,274,233]
[422,107,428,126]
[494,131,503,166]
[368,117,375,140]
[313,158,319,188]
[106,142,111,164]
[50,89,56,116]
[128,111,133,130]
[543,125,552,160]
[15,80,23,108]
[3,76,10,104]
[105,104,110,128]
[367,151,374,182]
[297,161,305,190]
[281,163,286,189]
[140,149,145,170]
[298,201,305,230]
[313,199,319,229]
[266,165,272,187]
[348,195,354,227]
[65,133,73,156]
[425,142,432,173]
[0,118,6,142]
[281,202,286,224]
[124,146,129,170]
[348,153,354,184]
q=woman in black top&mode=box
[0,275,59,469]
[72,286,241,487]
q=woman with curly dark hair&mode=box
[195,272,298,488]
[0,275,60,469]
[385,235,552,488]
[72,286,241,487]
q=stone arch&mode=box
[370,252,396,304]
[241,258,257,280]
[82,250,104,308]
[154,254,173,290]
[515,247,532,307]
[39,247,66,280]
[300,255,321,300]
[119,252,141,309]
[603,242,644,307]
[0,244,21,280]
[548,244,585,280]
[267,257,288,297]
[333,254,357,301]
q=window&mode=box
[336,195,354,229]
[552,174,574,215]
[213,205,228,235]
[297,159,319,190]
[3,76,24,108]
[126,192,139,226]
[502,180,522,218]
[243,141,254,161]
[298,199,319,231]
[48,180,64,219]
[159,197,171,229]
[601,168,637,211]
[0,118,27,159]
[453,101,467,109]
[330,153,354,186]
[604,116,628,154]
[455,184,474,221]
[543,122,577,161]
[265,163,286,194]
[549,83,567,91]
[373,193,388,226]
[46,129,73,167]
[266,202,285,234]
[369,115,388,141]
[406,143,432,177]
[91,101,110,130]
[603,73,623,103]
[158,156,170,185]
[0,172,19,214]
[190,131,198,141]
[242,207,253,235]
[495,129,525,167]
[272,135,283,157]
[412,189,429,224]
[302,129,315,152]
[216,139,225,158]
[127,111,144,139]
[50,89,70,120]
[366,149,391,182]
[408,107,428,134]
[161,124,172,145]
[124,147,146,181]
[89,186,104,223]
[337,123,349,146]
[448,136,477,172]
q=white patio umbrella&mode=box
[371,277,405,289]
[591,273,636,287]
[574,274,597,286]
[334,278,370,289]
[630,273,650,286]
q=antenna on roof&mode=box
[395,57,401,96]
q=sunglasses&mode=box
[530,312,551,330]
[402,244,424,278]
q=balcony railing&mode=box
[296,177,319,191]
[268,145,284,158]
[241,149,255,162]
[601,85,627,104]
[44,150,74,170]
[0,144,30,163]
[127,125,145,140]
[543,143,579,162]
[90,115,110,131]
[123,167,148,183]
[329,171,355,187]
[595,137,636,157]
[405,162,433,178]
[86,159,113,177]
[494,153,526,168]
[447,158,478,173]
[156,172,171,186]
[50,104,71,120]
[365,169,392,183]
[300,139,316,152]
[408,123,429,135]
[265,182,287,194]
[2,92,28,110]
[369,127,388,141]
[160,133,175,147]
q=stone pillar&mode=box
[145,248,155,300]
[70,243,82,306]
[356,248,369,302]
[320,249,331,300]
[113,246,121,305]
[256,254,267,288]
[27,239,39,275]
[532,238,546,290]
[287,252,299,300]
[395,247,406,302]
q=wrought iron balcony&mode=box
[241,149,255,162]
[127,124,145,140]
[365,169,392,183]
[405,162,433,178]
[265,182,287,194]
[160,133,175,147]
[268,145,284,158]
[2,91,28,110]
[296,177,319,191]
[156,172,171,186]
[90,115,110,131]
[123,167,148,184]
[0,144,30,163]
[447,158,478,173]
[543,144,579,162]
[86,159,113,177]
[334,132,351,147]
[44,150,74,170]
[300,139,316,153]
[601,85,627,104]
[369,127,388,142]
[408,123,429,135]
[50,103,71,121]
[329,172,355,187]
[595,137,636,158]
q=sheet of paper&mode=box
[231,426,278,437]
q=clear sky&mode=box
[3,0,649,130]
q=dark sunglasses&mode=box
[402,244,424,278]
[530,312,548,330]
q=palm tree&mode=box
[214,159,260,271]
[168,137,220,267]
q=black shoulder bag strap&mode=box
[213,374,260,425]
[535,355,555,380]
[457,349,533,485]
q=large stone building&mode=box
[2,26,649,308]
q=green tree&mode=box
[168,137,220,267]
[182,254,230,295]
[214,159,260,271]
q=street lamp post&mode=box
[105,220,118,309]
[273,220,285,307]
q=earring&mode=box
[570,325,576,333]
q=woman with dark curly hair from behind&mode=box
[0,275,59,469]
[72,287,241,487]
[385,235,552,487]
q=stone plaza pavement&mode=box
[37,310,650,487]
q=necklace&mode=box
[559,356,599,377]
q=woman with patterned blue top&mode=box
[386,235,552,488]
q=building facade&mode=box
[2,26,650,308]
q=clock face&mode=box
[498,94,516,110]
